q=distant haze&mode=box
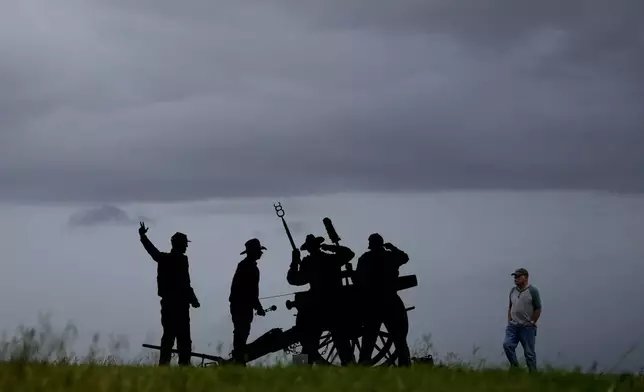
[1,191,643,371]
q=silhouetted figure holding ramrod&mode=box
[287,234,356,366]
[355,233,411,367]
[229,238,268,365]
[139,222,200,366]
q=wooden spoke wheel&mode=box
[316,323,398,367]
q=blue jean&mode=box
[503,322,537,372]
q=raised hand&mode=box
[383,242,396,250]
[139,221,149,236]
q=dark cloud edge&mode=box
[2,184,643,207]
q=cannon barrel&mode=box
[397,274,418,292]
[243,326,299,363]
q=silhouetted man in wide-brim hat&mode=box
[229,238,268,365]
[299,234,325,251]
[287,233,356,366]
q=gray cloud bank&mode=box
[1,0,643,203]
[67,205,153,227]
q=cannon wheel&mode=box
[317,323,398,367]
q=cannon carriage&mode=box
[142,203,418,367]
[283,272,418,367]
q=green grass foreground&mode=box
[1,363,643,392]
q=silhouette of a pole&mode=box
[274,202,297,251]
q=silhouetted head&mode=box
[300,234,325,253]
[368,233,384,250]
[511,268,529,288]
[170,232,190,254]
[240,238,267,260]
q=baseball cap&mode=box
[511,268,529,277]
[171,232,191,243]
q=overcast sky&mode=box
[1,0,643,203]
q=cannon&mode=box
[142,273,417,367]
[141,204,419,367]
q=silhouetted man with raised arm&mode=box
[139,222,200,366]
[287,233,356,366]
[355,233,411,367]
[229,238,268,365]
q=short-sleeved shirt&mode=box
[509,285,542,326]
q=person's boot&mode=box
[159,346,172,366]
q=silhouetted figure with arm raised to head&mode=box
[355,233,411,367]
[139,222,200,366]
[229,238,268,365]
[287,234,356,366]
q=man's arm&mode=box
[321,244,355,267]
[354,253,369,289]
[253,267,262,311]
[387,244,409,268]
[529,286,542,324]
[140,234,163,262]
[186,259,199,306]
[286,250,309,286]
[507,288,514,323]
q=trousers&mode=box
[503,322,537,372]
[296,296,355,366]
[230,304,254,365]
[359,293,411,366]
[159,298,192,366]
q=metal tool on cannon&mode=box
[322,217,353,286]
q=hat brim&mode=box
[300,237,325,251]
[240,246,267,255]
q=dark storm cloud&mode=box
[1,0,643,202]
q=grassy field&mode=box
[1,362,644,392]
[1,316,642,391]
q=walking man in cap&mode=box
[355,233,412,367]
[504,268,542,372]
[287,233,356,366]
[139,222,200,366]
[228,238,268,365]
